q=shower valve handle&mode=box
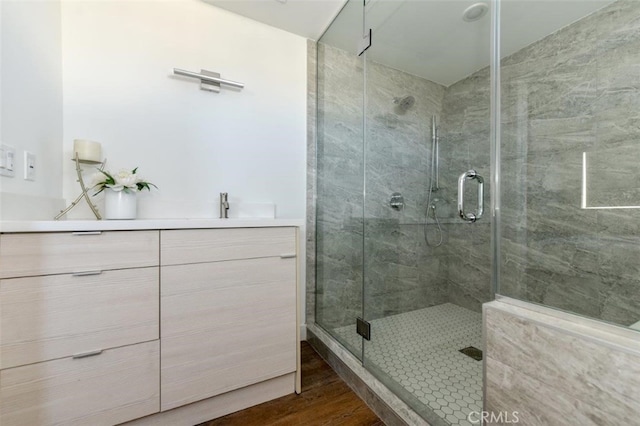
[458,170,484,223]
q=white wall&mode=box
[0,0,64,219]
[61,0,307,219]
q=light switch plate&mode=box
[24,151,36,181]
[0,144,16,177]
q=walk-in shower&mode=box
[315,1,491,423]
[312,0,640,424]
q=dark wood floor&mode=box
[198,342,384,426]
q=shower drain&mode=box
[459,346,483,361]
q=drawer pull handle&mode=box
[72,270,103,277]
[72,349,103,359]
[280,253,296,259]
[72,231,102,236]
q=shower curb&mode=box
[307,324,430,426]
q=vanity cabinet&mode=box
[0,224,299,426]
[0,230,160,426]
[160,227,297,411]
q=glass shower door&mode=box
[315,0,365,360]
[361,1,492,423]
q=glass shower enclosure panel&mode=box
[361,1,492,422]
[498,0,640,330]
[315,0,365,359]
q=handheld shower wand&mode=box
[431,115,440,192]
[425,115,443,247]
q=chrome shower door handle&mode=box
[458,169,484,222]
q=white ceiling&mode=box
[205,0,614,86]
[205,0,346,40]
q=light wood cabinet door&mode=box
[160,257,296,411]
[0,267,159,369]
[0,341,160,426]
[160,227,296,266]
[0,230,159,279]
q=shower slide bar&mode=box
[458,169,484,222]
[172,68,245,92]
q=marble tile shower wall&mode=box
[361,56,494,316]
[499,0,640,326]
[316,43,453,328]
[363,58,450,320]
[316,44,365,329]
[439,68,492,312]
[315,41,493,329]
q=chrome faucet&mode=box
[219,192,229,218]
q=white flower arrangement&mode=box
[93,168,156,194]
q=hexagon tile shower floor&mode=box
[336,304,483,426]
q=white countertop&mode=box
[0,218,304,233]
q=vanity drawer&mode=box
[160,227,296,266]
[0,230,159,279]
[0,340,160,426]
[0,267,159,369]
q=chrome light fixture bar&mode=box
[173,68,245,92]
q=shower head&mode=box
[394,95,415,112]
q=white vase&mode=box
[104,189,137,220]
